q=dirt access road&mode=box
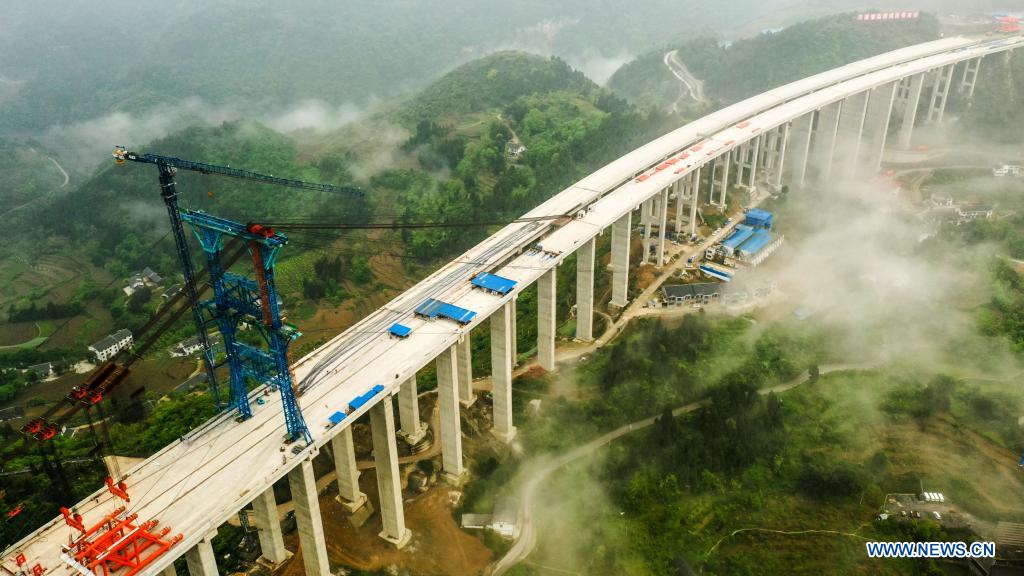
[492,363,872,575]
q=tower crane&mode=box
[113,148,363,408]
[112,148,362,442]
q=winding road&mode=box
[664,49,706,111]
[492,363,873,575]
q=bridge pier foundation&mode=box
[398,375,427,444]
[490,301,516,442]
[288,459,330,576]
[370,394,412,548]
[861,81,897,171]
[575,238,595,341]
[897,72,925,149]
[185,532,219,576]
[537,268,556,371]
[436,344,465,482]
[457,333,475,407]
[610,212,631,307]
[252,487,288,564]
[331,426,367,511]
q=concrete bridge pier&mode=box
[772,123,790,188]
[810,101,842,182]
[689,168,701,236]
[490,300,516,442]
[457,334,475,407]
[787,114,813,188]
[575,237,595,341]
[436,344,465,482]
[672,178,684,234]
[251,487,288,564]
[926,64,955,124]
[718,152,731,208]
[537,268,556,371]
[162,566,177,576]
[861,81,897,171]
[510,296,517,365]
[287,458,330,576]
[332,426,368,511]
[398,375,427,444]
[640,196,654,264]
[897,72,925,149]
[656,187,669,267]
[747,136,761,188]
[185,532,219,576]
[959,57,981,98]
[370,394,412,548]
[833,91,868,179]
[610,212,631,307]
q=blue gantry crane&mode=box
[113,147,363,443]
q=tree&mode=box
[126,286,152,313]
[654,407,680,445]
[808,364,820,383]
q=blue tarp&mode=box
[415,298,477,324]
[722,224,754,250]
[739,230,773,257]
[329,411,347,425]
[389,323,412,338]
[471,272,517,295]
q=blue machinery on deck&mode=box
[180,211,311,443]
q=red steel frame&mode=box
[52,481,182,576]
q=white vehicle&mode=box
[931,511,942,521]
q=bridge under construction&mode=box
[3,31,1022,576]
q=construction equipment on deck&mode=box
[113,148,361,441]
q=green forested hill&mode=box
[607,12,941,111]
[398,52,597,123]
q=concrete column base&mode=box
[459,395,477,409]
[379,527,413,549]
[335,491,368,513]
[490,426,518,444]
[255,550,294,571]
[400,422,428,446]
[443,469,470,486]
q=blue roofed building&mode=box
[744,208,773,230]
[721,224,755,256]
[736,229,784,266]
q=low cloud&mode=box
[38,97,366,174]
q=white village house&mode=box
[88,329,133,362]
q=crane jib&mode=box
[116,148,365,197]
